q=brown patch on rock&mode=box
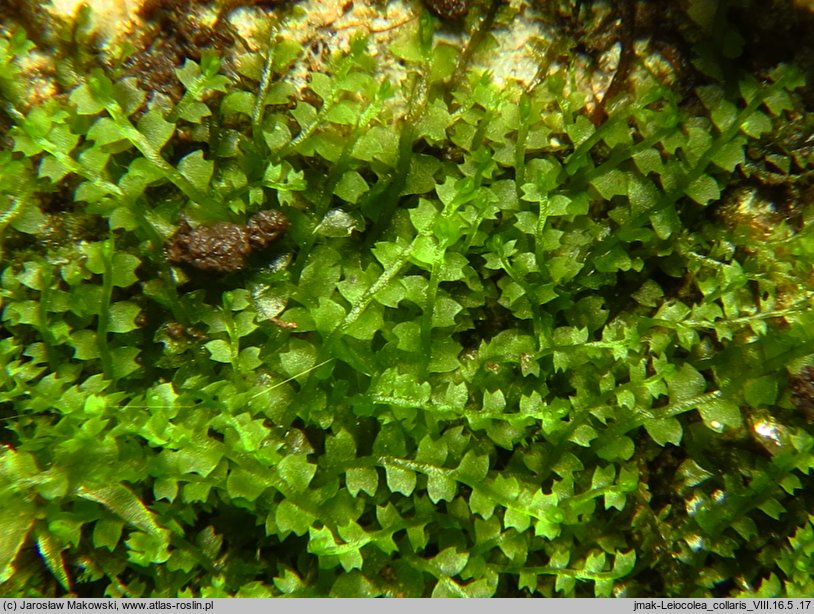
[246,209,290,250]
[789,366,814,421]
[423,0,468,21]
[165,210,288,273]
[124,0,234,101]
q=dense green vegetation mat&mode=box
[3,0,814,597]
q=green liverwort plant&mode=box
[2,0,814,598]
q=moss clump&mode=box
[2,0,814,598]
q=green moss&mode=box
[2,0,814,598]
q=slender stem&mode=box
[97,233,115,381]
[252,31,278,154]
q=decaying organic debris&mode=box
[165,209,289,273]
[423,0,469,21]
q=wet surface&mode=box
[165,209,289,273]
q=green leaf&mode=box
[628,174,660,214]
[87,117,125,145]
[763,88,793,116]
[676,459,714,488]
[315,208,363,237]
[428,337,462,373]
[176,442,223,477]
[326,100,359,125]
[591,169,628,200]
[584,550,607,573]
[499,530,528,564]
[504,508,531,533]
[278,340,316,379]
[711,138,745,172]
[178,150,214,192]
[69,330,100,360]
[427,474,457,503]
[111,253,141,287]
[591,464,616,490]
[384,464,416,496]
[205,339,233,363]
[330,571,376,597]
[9,197,47,234]
[650,203,680,239]
[668,364,706,404]
[432,296,462,328]
[47,515,83,549]
[597,436,634,461]
[569,424,598,447]
[111,347,141,379]
[633,148,664,176]
[36,529,71,591]
[594,245,632,273]
[70,82,106,115]
[457,451,490,482]
[273,567,305,594]
[137,109,175,151]
[125,531,171,566]
[566,115,595,147]
[68,330,99,360]
[612,550,636,577]
[277,455,317,493]
[548,256,583,284]
[403,155,441,196]
[238,346,262,371]
[221,90,255,116]
[107,301,141,333]
[740,111,772,138]
[346,467,378,497]
[311,297,346,335]
[114,77,146,116]
[92,519,124,552]
[743,376,778,407]
[178,101,211,123]
[326,429,356,464]
[684,126,713,165]
[644,417,683,446]
[430,547,468,577]
[698,399,742,431]
[417,98,452,143]
[153,478,178,503]
[409,199,439,233]
[275,500,315,536]
[757,497,786,520]
[77,483,165,538]
[0,496,36,583]
[227,467,270,501]
[39,155,72,183]
[685,175,720,205]
[334,170,369,204]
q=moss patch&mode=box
[2,0,814,598]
